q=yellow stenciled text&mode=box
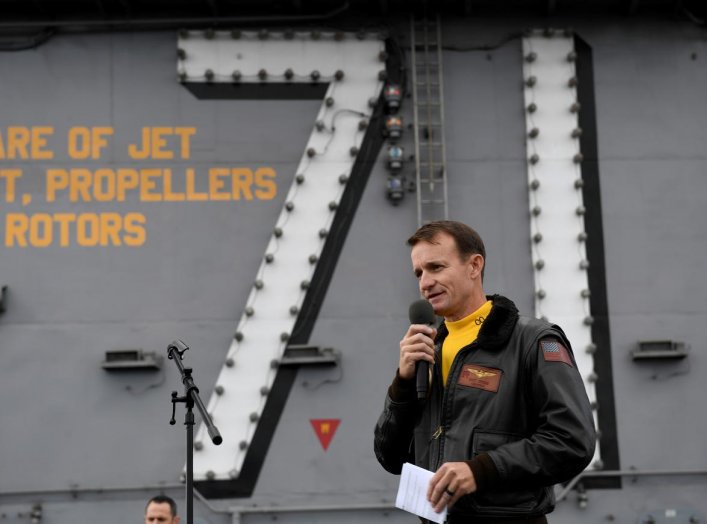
[5,212,146,247]
[45,167,277,202]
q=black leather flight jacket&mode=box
[374,295,596,521]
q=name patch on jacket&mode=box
[458,365,502,392]
[540,340,573,367]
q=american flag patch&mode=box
[540,340,573,367]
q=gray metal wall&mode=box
[1,18,706,524]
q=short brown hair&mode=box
[407,220,486,279]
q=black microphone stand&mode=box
[167,339,223,524]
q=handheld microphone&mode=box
[408,299,436,400]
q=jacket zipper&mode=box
[434,339,478,470]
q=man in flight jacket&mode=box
[374,221,596,523]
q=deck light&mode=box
[383,84,402,112]
[386,145,404,170]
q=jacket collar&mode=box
[436,294,519,350]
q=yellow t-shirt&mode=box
[441,300,493,386]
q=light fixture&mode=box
[386,176,404,204]
[384,115,403,139]
[383,84,402,112]
[386,145,404,170]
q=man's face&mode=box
[145,502,179,524]
[411,232,480,322]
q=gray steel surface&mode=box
[1,18,706,524]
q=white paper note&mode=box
[395,462,448,524]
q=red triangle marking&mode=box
[310,419,341,451]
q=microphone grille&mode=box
[408,299,435,325]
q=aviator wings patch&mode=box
[458,365,502,392]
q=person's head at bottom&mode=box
[145,495,180,524]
